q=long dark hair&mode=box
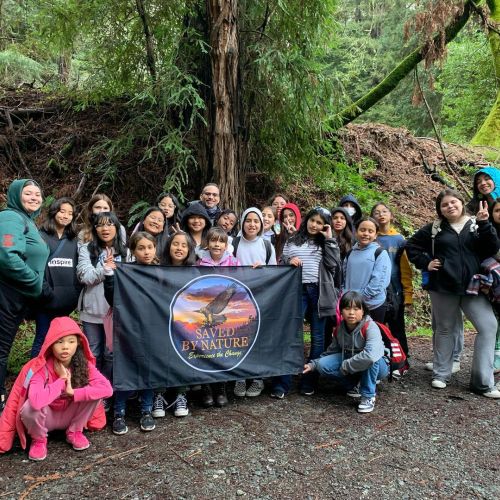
[42,197,78,239]
[161,232,197,266]
[288,207,330,249]
[81,193,114,243]
[331,208,353,258]
[69,342,89,388]
[137,206,168,256]
[88,212,128,261]
[156,192,182,225]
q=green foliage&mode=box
[0,48,45,86]
[128,200,150,228]
[7,322,34,375]
[437,28,496,143]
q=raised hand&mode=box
[104,247,116,270]
[320,223,333,239]
[476,200,489,222]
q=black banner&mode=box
[112,264,303,391]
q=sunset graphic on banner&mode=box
[170,276,260,372]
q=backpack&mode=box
[334,319,406,380]
[345,246,397,320]
[232,236,272,264]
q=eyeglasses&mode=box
[95,222,115,228]
[146,216,164,224]
[313,206,331,218]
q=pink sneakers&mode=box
[66,431,90,451]
[29,439,47,461]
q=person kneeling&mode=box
[303,291,388,414]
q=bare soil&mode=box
[2,334,499,500]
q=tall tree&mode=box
[207,0,243,209]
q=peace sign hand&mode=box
[476,201,489,222]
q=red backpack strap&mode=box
[360,321,369,338]
[333,325,340,338]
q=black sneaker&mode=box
[201,385,214,408]
[214,383,228,407]
[112,415,128,435]
[270,389,285,399]
[140,412,156,432]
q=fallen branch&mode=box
[19,444,148,499]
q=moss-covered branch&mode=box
[334,1,473,127]
[471,0,500,147]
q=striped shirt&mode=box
[282,240,323,283]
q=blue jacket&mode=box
[467,166,500,214]
[342,242,391,310]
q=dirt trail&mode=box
[2,335,499,499]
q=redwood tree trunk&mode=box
[207,0,244,210]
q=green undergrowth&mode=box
[7,321,35,375]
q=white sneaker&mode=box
[482,389,500,399]
[431,379,447,389]
[357,396,376,413]
[152,393,165,418]
[425,362,460,373]
[234,380,246,397]
[173,394,189,417]
[246,379,264,397]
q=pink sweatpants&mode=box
[20,399,99,440]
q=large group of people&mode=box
[1,171,500,462]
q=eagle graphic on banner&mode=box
[197,283,238,327]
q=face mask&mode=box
[345,207,356,217]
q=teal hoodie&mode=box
[0,179,49,297]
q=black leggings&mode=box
[0,282,28,394]
[369,303,387,323]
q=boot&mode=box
[214,383,228,408]
[201,384,214,407]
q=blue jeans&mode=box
[315,352,389,398]
[301,283,326,391]
[82,321,113,382]
[114,390,154,416]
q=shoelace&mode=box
[175,395,187,409]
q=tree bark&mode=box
[58,50,71,85]
[207,0,244,210]
[335,0,473,127]
[135,0,157,83]
[471,0,500,147]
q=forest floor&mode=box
[2,334,500,499]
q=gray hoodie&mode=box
[309,316,385,374]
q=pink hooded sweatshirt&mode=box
[0,317,112,453]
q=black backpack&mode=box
[232,236,273,264]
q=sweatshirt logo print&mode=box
[1,234,14,247]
